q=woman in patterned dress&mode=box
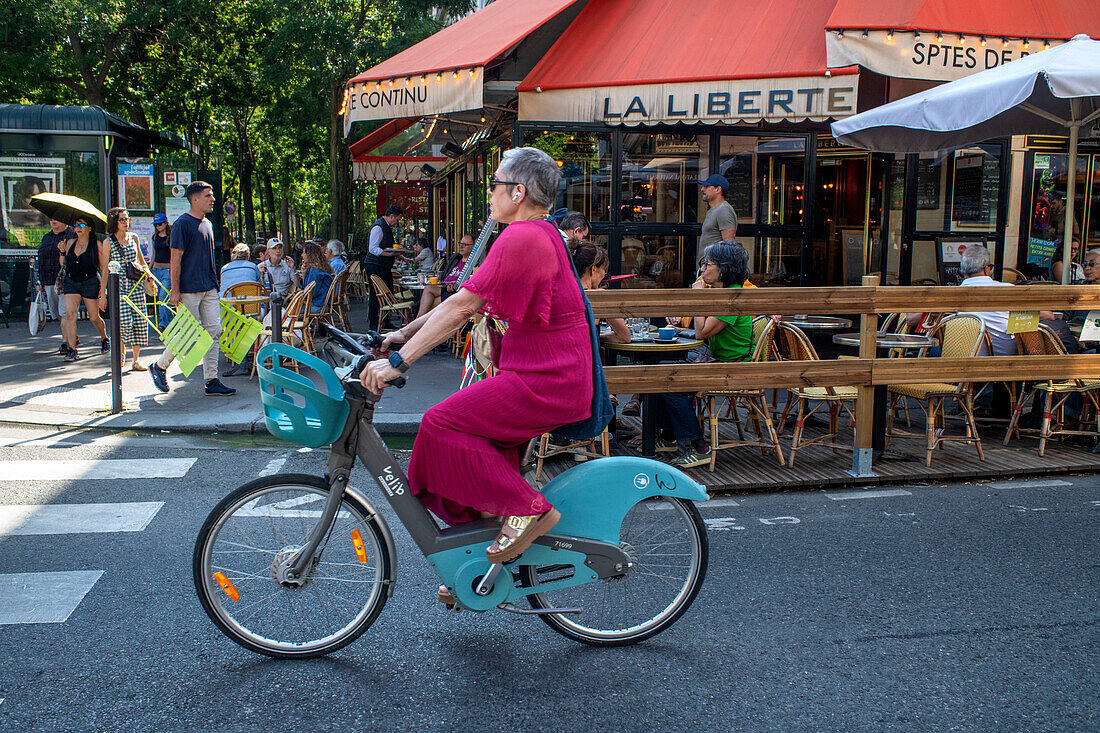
[106,207,150,371]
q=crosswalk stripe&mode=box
[0,458,196,481]
[0,502,164,537]
[0,571,103,625]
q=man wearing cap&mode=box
[698,174,738,248]
[258,238,299,298]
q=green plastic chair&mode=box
[161,306,214,377]
[218,302,264,364]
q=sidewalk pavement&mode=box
[0,303,462,437]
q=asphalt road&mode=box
[0,425,1096,732]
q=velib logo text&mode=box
[376,467,405,497]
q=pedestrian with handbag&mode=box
[106,207,151,371]
[59,216,110,361]
[149,213,174,330]
[38,219,73,326]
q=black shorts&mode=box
[63,276,101,300]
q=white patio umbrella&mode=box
[832,34,1100,283]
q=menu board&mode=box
[935,238,985,286]
[951,155,984,222]
[916,159,941,210]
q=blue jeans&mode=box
[654,392,704,443]
[150,266,172,331]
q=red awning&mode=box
[349,118,417,159]
[826,0,1100,39]
[517,0,849,93]
[348,0,584,84]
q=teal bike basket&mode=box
[255,343,350,448]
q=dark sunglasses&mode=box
[73,223,89,229]
[487,177,520,192]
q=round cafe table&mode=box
[831,331,939,458]
[220,294,269,316]
[605,334,703,457]
[782,315,853,330]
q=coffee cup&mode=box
[657,327,676,340]
[428,277,439,284]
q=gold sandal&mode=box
[437,585,460,610]
[485,508,561,564]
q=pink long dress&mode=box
[407,220,593,525]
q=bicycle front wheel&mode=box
[520,495,707,646]
[193,474,392,659]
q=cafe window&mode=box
[912,145,1002,233]
[621,134,707,224]
[619,234,686,289]
[884,157,905,285]
[749,236,801,286]
[1021,151,1089,271]
[717,136,757,222]
[526,131,613,222]
[0,151,101,249]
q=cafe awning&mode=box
[517,0,859,126]
[343,0,585,133]
[825,0,1100,81]
[349,118,446,182]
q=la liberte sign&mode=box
[519,75,859,125]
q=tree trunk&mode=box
[257,172,267,240]
[263,172,278,242]
[328,80,352,243]
[280,198,289,244]
[232,114,256,243]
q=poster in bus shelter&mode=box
[118,162,154,211]
[0,156,64,247]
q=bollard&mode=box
[107,265,123,414]
[270,292,283,344]
[847,274,879,478]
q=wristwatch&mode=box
[387,351,409,373]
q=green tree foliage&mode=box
[0,0,472,244]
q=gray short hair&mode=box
[326,239,345,257]
[959,244,991,276]
[499,147,561,210]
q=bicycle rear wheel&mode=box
[520,496,707,646]
[193,473,392,658]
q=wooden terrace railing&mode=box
[588,277,1100,475]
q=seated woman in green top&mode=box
[653,241,753,469]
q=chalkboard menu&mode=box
[951,154,984,222]
[916,159,941,210]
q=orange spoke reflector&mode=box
[213,572,240,602]
[352,529,368,564]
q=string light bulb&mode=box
[405,77,410,85]
[436,72,442,82]
[452,70,458,79]
[1022,38,1030,49]
[861,29,868,38]
[420,75,426,84]
[936,31,944,43]
[469,68,476,78]
[837,29,844,38]
[980,35,987,46]
[388,78,395,86]
[1001,37,1009,47]
[1043,40,1050,50]
[913,30,921,39]
[886,29,894,41]
[958,33,966,44]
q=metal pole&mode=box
[270,292,283,344]
[107,265,123,414]
[1061,114,1080,284]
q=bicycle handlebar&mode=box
[317,323,407,395]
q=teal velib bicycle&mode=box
[193,323,709,658]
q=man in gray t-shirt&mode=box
[698,174,738,247]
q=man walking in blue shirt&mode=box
[149,181,235,396]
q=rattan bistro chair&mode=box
[1004,323,1100,455]
[223,281,269,318]
[251,284,313,379]
[369,274,414,330]
[696,318,785,471]
[776,322,858,468]
[886,314,986,466]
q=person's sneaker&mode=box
[149,363,170,393]
[63,345,78,362]
[59,342,68,356]
[100,337,110,354]
[671,447,712,469]
[655,437,679,453]
[205,379,236,396]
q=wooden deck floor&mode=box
[537,412,1100,493]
